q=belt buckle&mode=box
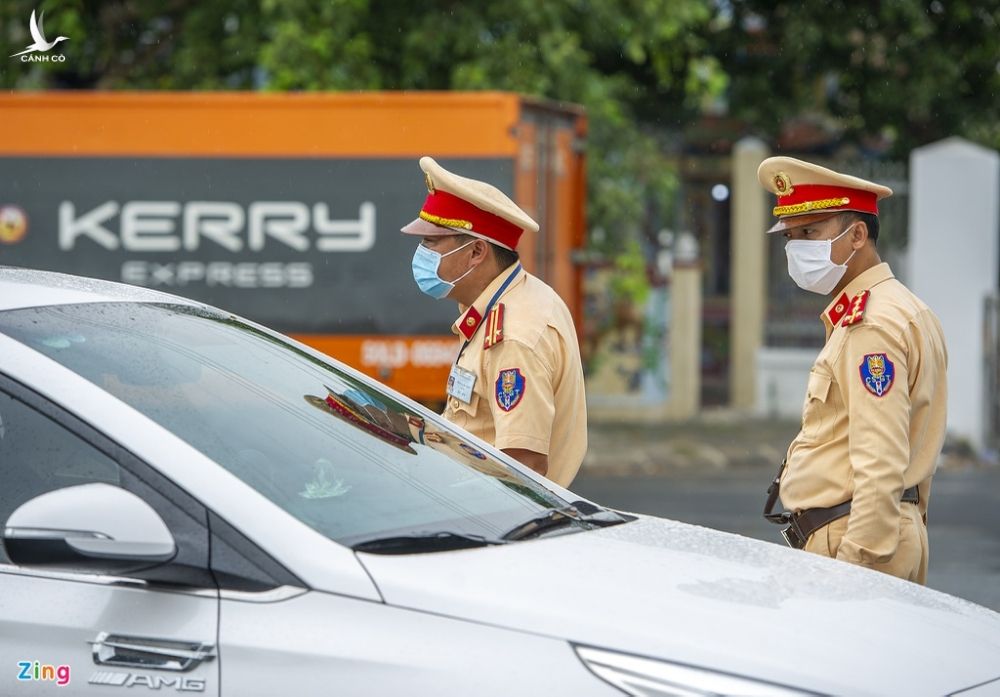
[780,518,807,549]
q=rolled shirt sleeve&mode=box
[835,322,912,566]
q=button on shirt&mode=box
[782,263,948,567]
[444,263,587,487]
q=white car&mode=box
[0,267,998,697]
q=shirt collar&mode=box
[452,263,524,339]
[822,262,894,331]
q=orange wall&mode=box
[0,91,522,157]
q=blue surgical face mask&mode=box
[411,240,476,299]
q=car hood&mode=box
[358,516,1000,696]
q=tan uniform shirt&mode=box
[443,263,587,487]
[782,263,948,567]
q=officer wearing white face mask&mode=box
[758,157,948,585]
[401,157,588,487]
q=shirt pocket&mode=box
[447,390,481,427]
[800,370,835,443]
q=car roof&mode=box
[0,266,202,312]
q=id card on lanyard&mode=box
[447,364,477,403]
[446,264,522,404]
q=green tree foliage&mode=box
[0,1,264,89]
[711,1,1000,154]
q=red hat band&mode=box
[418,190,522,249]
[773,184,878,218]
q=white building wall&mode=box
[755,347,818,420]
[909,137,1000,450]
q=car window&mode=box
[0,303,568,546]
[0,391,121,565]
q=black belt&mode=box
[764,460,921,549]
[789,485,919,548]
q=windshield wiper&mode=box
[351,531,506,555]
[500,501,631,542]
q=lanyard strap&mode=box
[456,264,522,362]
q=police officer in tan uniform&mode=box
[759,157,948,584]
[401,157,587,487]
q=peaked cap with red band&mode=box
[757,156,893,234]
[401,156,538,250]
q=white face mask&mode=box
[784,224,857,295]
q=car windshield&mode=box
[0,302,570,546]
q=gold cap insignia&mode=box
[424,172,436,194]
[773,172,794,197]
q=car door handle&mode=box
[91,632,216,672]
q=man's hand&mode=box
[503,448,548,477]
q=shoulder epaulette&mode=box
[841,289,870,327]
[483,302,505,349]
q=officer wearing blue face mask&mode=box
[411,238,477,299]
[400,157,588,487]
[758,157,948,585]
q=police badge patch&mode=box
[495,368,526,412]
[859,353,895,397]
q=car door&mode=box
[0,382,220,696]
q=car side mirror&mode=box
[4,483,176,575]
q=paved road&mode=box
[573,465,1000,612]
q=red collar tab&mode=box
[841,290,871,327]
[420,190,521,250]
[827,292,851,326]
[774,184,879,218]
[458,306,483,340]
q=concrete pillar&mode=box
[669,233,702,418]
[909,138,999,451]
[729,137,770,410]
